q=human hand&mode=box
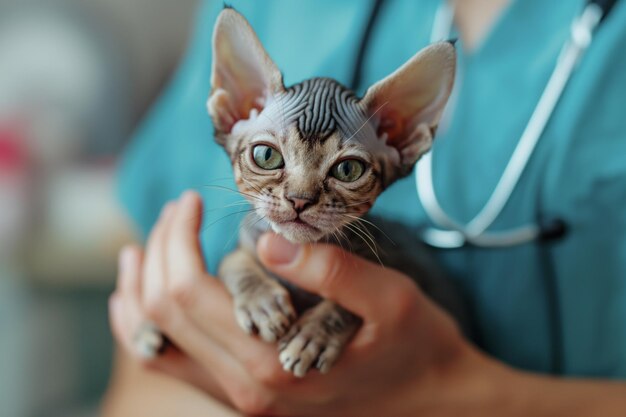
[109,190,495,416]
[108,193,231,404]
[109,191,294,411]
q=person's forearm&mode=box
[426,347,626,417]
[512,369,626,416]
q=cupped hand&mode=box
[110,190,494,417]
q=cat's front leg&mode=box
[219,249,296,342]
[278,300,361,378]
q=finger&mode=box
[257,233,415,319]
[117,245,144,305]
[166,191,212,308]
[111,245,146,354]
[167,190,206,276]
[112,282,167,361]
[142,201,177,311]
[117,226,171,361]
[109,293,127,348]
[109,292,144,358]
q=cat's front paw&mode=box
[278,301,360,378]
[233,279,296,343]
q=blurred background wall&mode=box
[0,1,199,415]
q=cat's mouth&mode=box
[272,216,323,243]
[281,217,319,231]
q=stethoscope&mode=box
[415,0,619,248]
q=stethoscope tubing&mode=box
[416,1,607,248]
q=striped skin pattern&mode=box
[280,77,364,143]
[207,7,457,379]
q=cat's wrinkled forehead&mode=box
[272,78,368,144]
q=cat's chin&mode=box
[271,221,325,244]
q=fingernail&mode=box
[181,190,198,204]
[264,234,301,265]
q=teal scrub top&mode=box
[118,0,626,378]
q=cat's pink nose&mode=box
[286,193,316,213]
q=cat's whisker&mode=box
[184,202,250,226]
[344,222,381,264]
[196,176,236,184]
[195,201,252,224]
[223,212,264,250]
[203,184,259,199]
[186,178,236,194]
[328,229,347,260]
[349,218,378,250]
[200,184,264,202]
[334,226,354,257]
[240,209,268,231]
[343,221,383,266]
[343,200,374,208]
[328,229,339,245]
[204,200,251,213]
[346,217,382,255]
[202,208,257,232]
[343,214,396,246]
[223,220,244,251]
[249,214,267,230]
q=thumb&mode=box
[257,233,414,319]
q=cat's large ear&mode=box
[207,8,284,140]
[360,42,456,172]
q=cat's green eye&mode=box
[331,159,365,182]
[252,145,284,170]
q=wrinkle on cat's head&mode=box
[207,8,455,243]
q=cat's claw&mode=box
[133,321,166,359]
[277,302,359,377]
[233,284,296,343]
[278,322,344,378]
